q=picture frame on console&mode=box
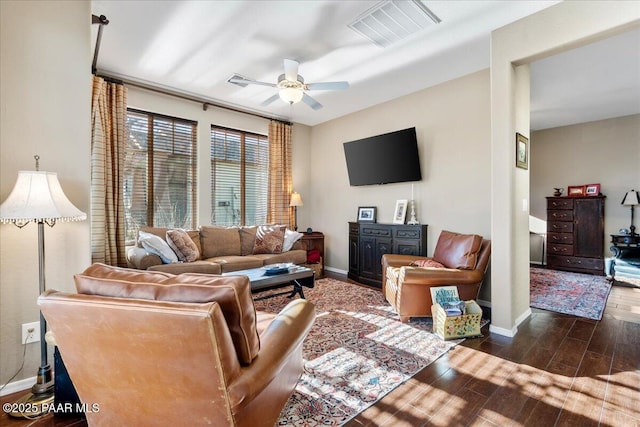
[568,185,586,197]
[357,206,377,223]
[393,200,408,224]
[585,183,601,196]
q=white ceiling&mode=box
[91,0,640,129]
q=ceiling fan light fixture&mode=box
[279,87,303,104]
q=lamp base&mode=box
[7,384,54,419]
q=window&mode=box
[124,109,197,243]
[211,126,268,226]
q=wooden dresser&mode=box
[546,195,605,275]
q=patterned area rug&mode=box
[253,278,460,426]
[530,267,613,320]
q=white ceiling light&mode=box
[277,73,304,104]
[348,0,441,48]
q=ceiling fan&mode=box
[227,59,349,110]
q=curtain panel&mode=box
[267,121,293,226]
[90,76,128,267]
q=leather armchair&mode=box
[38,264,315,426]
[382,231,491,322]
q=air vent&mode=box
[348,0,441,48]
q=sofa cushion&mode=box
[283,229,304,252]
[74,273,259,364]
[200,226,241,258]
[433,231,483,270]
[252,250,307,266]
[166,229,200,262]
[138,231,178,264]
[239,226,258,256]
[207,256,264,273]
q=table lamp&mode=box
[290,192,303,231]
[621,189,639,236]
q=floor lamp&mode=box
[0,156,86,418]
[290,192,303,231]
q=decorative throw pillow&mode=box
[410,259,446,269]
[253,225,285,254]
[138,230,178,264]
[239,226,258,255]
[166,229,200,262]
[282,229,304,252]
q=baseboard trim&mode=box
[325,266,347,275]
[0,376,35,397]
[488,307,532,337]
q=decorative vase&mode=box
[553,188,563,197]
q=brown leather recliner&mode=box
[382,230,491,322]
[38,264,315,427]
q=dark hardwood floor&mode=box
[2,274,638,427]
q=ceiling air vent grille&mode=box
[348,0,441,48]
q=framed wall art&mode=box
[357,206,377,223]
[393,200,408,224]
[515,133,528,170]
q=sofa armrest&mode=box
[227,298,315,411]
[127,246,162,270]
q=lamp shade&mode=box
[290,192,303,207]
[0,171,86,224]
[621,190,640,206]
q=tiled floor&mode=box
[2,277,638,427]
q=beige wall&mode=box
[1,1,92,391]
[530,114,640,263]
[309,70,492,298]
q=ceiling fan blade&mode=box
[305,81,349,91]
[260,93,281,107]
[227,74,276,88]
[283,59,299,82]
[302,93,323,110]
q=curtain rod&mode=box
[95,72,292,126]
[91,14,291,126]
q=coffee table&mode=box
[223,263,315,300]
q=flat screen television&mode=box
[343,127,421,186]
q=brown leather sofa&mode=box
[38,263,315,426]
[382,230,491,322]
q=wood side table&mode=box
[300,232,324,278]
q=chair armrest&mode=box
[127,246,162,270]
[227,298,315,411]
[382,254,431,269]
[399,266,483,287]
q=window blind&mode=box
[124,109,197,243]
[210,126,268,226]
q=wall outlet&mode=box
[22,321,40,344]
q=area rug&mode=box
[530,267,612,320]
[253,278,460,426]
